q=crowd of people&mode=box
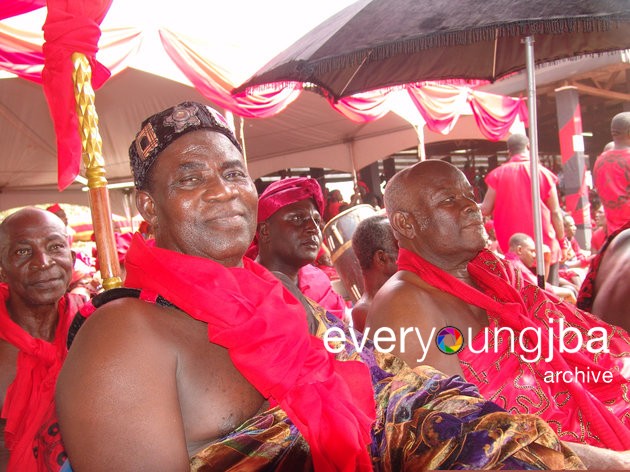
[0,101,628,471]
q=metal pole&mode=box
[524,36,546,289]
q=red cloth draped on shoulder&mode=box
[397,247,630,450]
[124,234,375,471]
[298,264,346,319]
[0,284,82,471]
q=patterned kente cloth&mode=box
[397,247,630,451]
[191,302,585,471]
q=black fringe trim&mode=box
[317,16,628,74]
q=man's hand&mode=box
[565,442,630,469]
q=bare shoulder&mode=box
[56,298,200,471]
[351,296,370,332]
[57,296,265,471]
[592,229,630,330]
[63,297,189,369]
[366,270,444,330]
[365,270,467,375]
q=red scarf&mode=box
[397,247,630,450]
[124,234,375,471]
[0,284,78,471]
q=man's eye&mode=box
[15,248,30,256]
[225,170,246,179]
[179,175,201,184]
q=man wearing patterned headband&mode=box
[254,177,349,321]
[56,102,586,471]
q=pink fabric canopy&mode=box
[0,2,527,189]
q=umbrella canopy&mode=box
[236,0,630,288]
[236,0,630,100]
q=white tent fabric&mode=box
[0,0,520,213]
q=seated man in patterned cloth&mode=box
[56,102,610,471]
[366,159,630,459]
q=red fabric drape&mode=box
[1,10,527,189]
[397,247,630,450]
[0,285,81,471]
[408,83,527,140]
[41,0,113,190]
[0,0,45,21]
[160,29,302,118]
[124,234,375,471]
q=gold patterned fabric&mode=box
[191,303,585,471]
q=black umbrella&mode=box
[235,0,629,100]
[235,0,630,287]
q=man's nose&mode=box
[30,250,55,270]
[202,178,237,201]
[304,215,320,232]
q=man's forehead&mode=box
[8,225,67,243]
[275,198,318,214]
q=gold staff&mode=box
[72,52,122,290]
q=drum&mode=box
[322,204,377,302]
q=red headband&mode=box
[257,177,325,222]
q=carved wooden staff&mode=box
[72,52,122,290]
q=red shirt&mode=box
[593,148,630,233]
[485,154,560,263]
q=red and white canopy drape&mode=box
[1,0,527,189]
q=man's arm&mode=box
[56,299,190,472]
[545,185,565,241]
[480,187,496,217]
[565,442,630,469]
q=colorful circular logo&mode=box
[436,326,464,354]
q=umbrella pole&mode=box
[524,37,546,289]
[72,52,122,291]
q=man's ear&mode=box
[372,249,387,268]
[390,210,415,240]
[136,190,157,229]
[257,221,270,243]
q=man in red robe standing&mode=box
[593,112,630,234]
[481,133,565,284]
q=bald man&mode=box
[593,112,630,233]
[366,159,630,455]
[0,208,84,471]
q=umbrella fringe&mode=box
[317,15,626,73]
